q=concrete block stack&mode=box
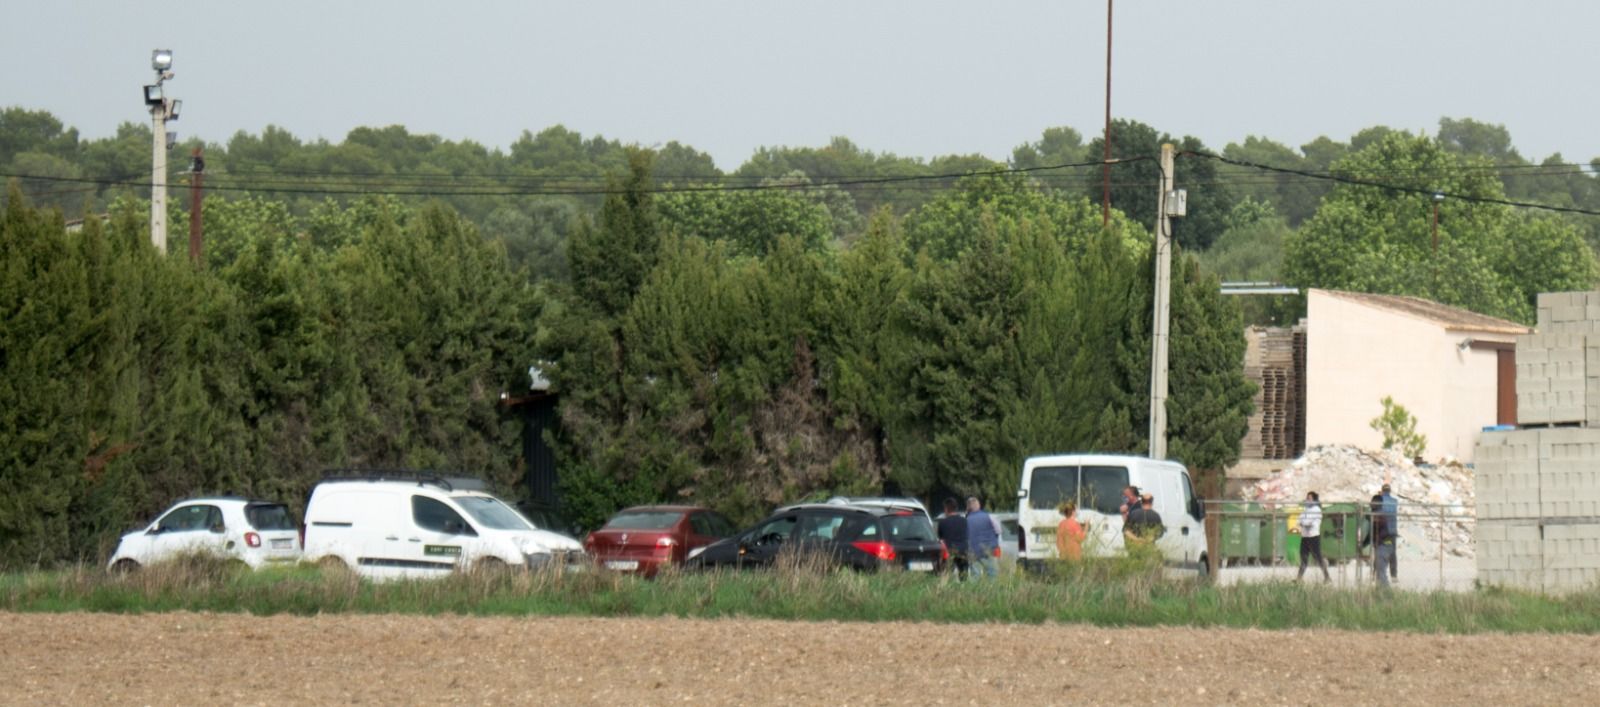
[1476,295,1600,592]
[1520,292,1600,425]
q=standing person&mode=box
[1123,493,1165,547]
[1056,501,1087,562]
[1119,486,1141,523]
[1363,494,1396,590]
[965,497,1001,580]
[936,498,969,580]
[1296,491,1331,582]
[1380,484,1399,581]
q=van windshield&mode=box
[454,496,532,531]
[1028,466,1079,510]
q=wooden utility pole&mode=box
[1102,0,1113,226]
[188,147,204,264]
[1148,143,1177,460]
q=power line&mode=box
[0,157,1147,199]
[1183,151,1600,217]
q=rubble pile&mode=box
[1242,445,1476,559]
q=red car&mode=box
[584,506,737,575]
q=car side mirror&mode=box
[147,526,163,535]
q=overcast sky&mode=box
[5,1,1598,169]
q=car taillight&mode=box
[656,536,677,547]
[940,540,950,561]
[245,532,261,548]
[851,541,896,561]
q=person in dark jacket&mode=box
[936,497,969,580]
[1124,493,1165,547]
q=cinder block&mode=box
[1521,346,1550,365]
[1538,292,1565,310]
[1546,567,1600,593]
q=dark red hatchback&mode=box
[584,505,736,575]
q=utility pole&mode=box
[143,49,179,254]
[1102,0,1113,226]
[151,102,168,252]
[1149,143,1182,460]
[188,147,204,264]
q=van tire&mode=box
[111,559,140,575]
[316,555,352,577]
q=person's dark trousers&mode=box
[1297,535,1330,581]
[948,552,970,581]
[1387,542,1398,579]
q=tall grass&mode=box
[4,553,1599,634]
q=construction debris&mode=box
[1242,444,1476,559]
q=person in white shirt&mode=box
[1296,491,1331,582]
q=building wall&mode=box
[1306,290,1515,462]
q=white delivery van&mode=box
[1015,454,1208,576]
[302,474,584,580]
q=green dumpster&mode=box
[1319,502,1361,563]
[1219,502,1262,564]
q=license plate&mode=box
[604,560,639,571]
[908,560,934,572]
[271,538,293,549]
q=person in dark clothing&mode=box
[966,497,1002,579]
[936,497,969,579]
[1124,493,1165,547]
[1119,485,1141,523]
[1360,494,1397,589]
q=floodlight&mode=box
[143,84,163,106]
[168,100,181,120]
[152,49,173,72]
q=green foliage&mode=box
[1083,119,1238,250]
[1284,132,1599,323]
[1370,396,1427,459]
[0,183,532,569]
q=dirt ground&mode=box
[2,612,1596,705]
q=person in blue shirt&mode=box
[1380,484,1399,581]
[965,497,1002,580]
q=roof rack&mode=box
[320,468,484,492]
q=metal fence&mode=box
[1201,500,1477,590]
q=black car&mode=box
[684,503,947,572]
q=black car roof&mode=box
[774,503,923,517]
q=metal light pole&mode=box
[143,49,180,253]
[1102,0,1113,227]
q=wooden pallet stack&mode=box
[1241,325,1305,460]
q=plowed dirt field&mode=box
[2,612,1594,705]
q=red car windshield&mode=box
[604,511,684,530]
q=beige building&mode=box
[1304,289,1530,462]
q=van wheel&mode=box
[316,556,352,577]
[110,559,140,575]
[473,557,509,575]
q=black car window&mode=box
[882,513,936,542]
[748,516,797,547]
[1029,466,1079,511]
[795,513,848,541]
[244,504,294,531]
[412,496,475,535]
[690,512,731,537]
[1081,465,1131,515]
[709,513,736,537]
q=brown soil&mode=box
[1,612,1595,705]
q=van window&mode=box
[413,496,475,535]
[1028,466,1079,510]
[1181,472,1201,520]
[1080,466,1130,515]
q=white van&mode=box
[1015,454,1208,576]
[303,474,584,580]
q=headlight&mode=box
[687,546,706,560]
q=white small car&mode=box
[107,497,302,572]
[302,474,584,580]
